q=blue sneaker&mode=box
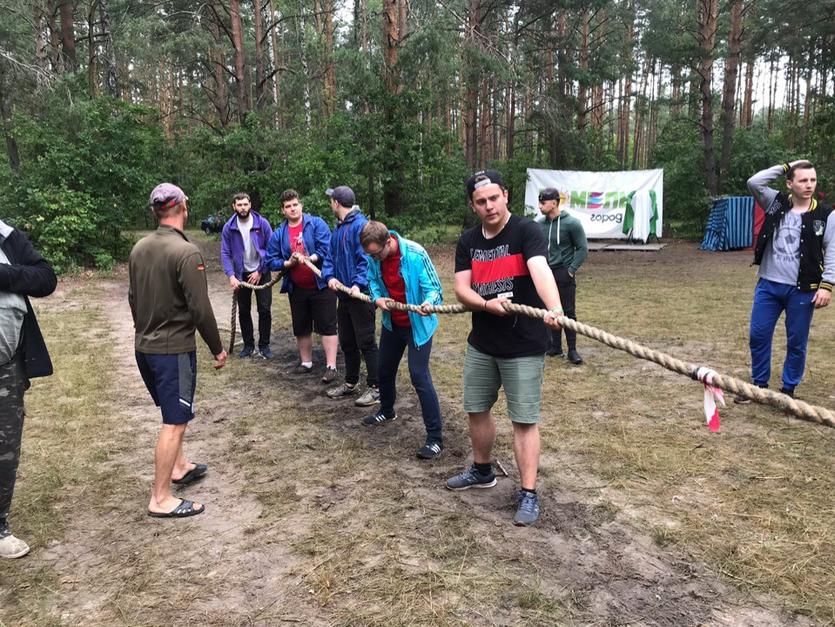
[258,347,273,360]
[446,464,497,490]
[513,490,540,526]
[239,345,255,358]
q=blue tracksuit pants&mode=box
[749,278,815,390]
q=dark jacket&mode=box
[220,211,273,279]
[753,195,834,293]
[0,227,57,378]
[128,226,223,356]
[321,208,370,290]
[265,213,332,293]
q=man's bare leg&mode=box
[322,334,338,369]
[468,410,496,464]
[512,422,540,490]
[296,334,313,363]
[149,424,201,513]
[170,430,196,482]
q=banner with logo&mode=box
[524,168,664,240]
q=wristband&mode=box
[482,300,489,311]
[783,162,791,174]
[549,306,564,315]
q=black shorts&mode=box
[136,351,196,425]
[288,287,338,337]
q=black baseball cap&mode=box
[465,170,505,200]
[325,186,356,207]
[538,188,560,202]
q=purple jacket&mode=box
[221,211,273,279]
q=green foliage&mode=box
[2,92,165,270]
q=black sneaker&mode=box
[361,411,396,426]
[290,363,313,375]
[780,386,795,398]
[546,349,565,358]
[417,441,443,460]
[567,349,583,365]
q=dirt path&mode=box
[14,235,819,626]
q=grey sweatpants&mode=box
[0,353,27,530]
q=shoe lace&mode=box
[519,492,538,512]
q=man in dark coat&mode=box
[0,218,57,558]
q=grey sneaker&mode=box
[321,367,338,384]
[446,464,497,490]
[327,382,358,399]
[290,363,313,375]
[361,410,396,426]
[0,533,30,559]
[513,490,540,526]
[355,386,380,407]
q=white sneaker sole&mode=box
[0,543,30,559]
[446,478,497,491]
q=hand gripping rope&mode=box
[227,258,835,430]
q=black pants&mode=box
[336,293,379,387]
[0,354,27,528]
[550,266,577,353]
[237,272,272,349]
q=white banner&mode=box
[524,168,663,240]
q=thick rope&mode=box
[228,272,283,354]
[299,259,835,429]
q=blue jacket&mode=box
[367,231,443,348]
[265,214,331,293]
[220,211,273,279]
[321,208,370,290]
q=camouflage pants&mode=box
[0,353,27,525]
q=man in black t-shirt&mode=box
[446,170,563,527]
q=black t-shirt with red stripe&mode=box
[454,214,548,358]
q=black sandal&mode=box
[172,463,208,485]
[148,499,205,518]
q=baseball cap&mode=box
[325,186,356,207]
[465,170,505,199]
[538,188,560,202]
[149,183,187,209]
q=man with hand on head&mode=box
[360,220,445,459]
[221,192,274,359]
[130,183,227,519]
[446,170,563,527]
[736,160,833,402]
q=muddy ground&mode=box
[1,234,830,626]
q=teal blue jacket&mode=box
[367,232,443,348]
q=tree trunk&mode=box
[697,0,718,196]
[230,0,250,121]
[254,0,267,110]
[741,60,754,127]
[208,13,229,128]
[619,3,634,168]
[0,65,21,171]
[86,0,96,95]
[577,9,589,132]
[59,1,77,71]
[99,0,120,98]
[382,0,406,214]
[322,0,336,117]
[718,0,743,191]
[463,0,481,170]
[767,55,776,132]
[267,0,282,124]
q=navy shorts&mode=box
[136,351,197,425]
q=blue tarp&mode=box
[700,196,754,251]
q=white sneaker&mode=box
[0,533,30,559]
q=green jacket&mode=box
[538,212,588,273]
[129,225,223,355]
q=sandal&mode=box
[172,463,208,485]
[148,499,205,518]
